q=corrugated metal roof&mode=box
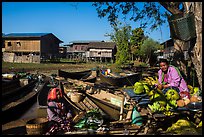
[3,33,51,37]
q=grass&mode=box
[2,61,150,75]
[2,62,120,73]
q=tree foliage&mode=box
[107,23,131,65]
[92,2,170,31]
[130,28,145,60]
[106,22,147,65]
[139,38,162,65]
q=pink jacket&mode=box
[158,66,189,92]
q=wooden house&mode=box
[86,41,117,63]
[161,38,190,61]
[161,39,174,60]
[66,40,101,61]
[59,45,68,58]
[2,33,63,63]
[2,33,5,54]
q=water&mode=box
[19,102,38,120]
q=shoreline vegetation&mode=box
[2,62,129,76]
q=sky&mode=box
[2,2,171,45]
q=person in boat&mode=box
[38,74,43,83]
[157,58,190,99]
[46,88,73,135]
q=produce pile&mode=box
[133,76,202,116]
[74,109,104,130]
[165,119,202,134]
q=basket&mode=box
[26,117,49,135]
[168,12,196,41]
[70,92,85,103]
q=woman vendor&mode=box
[157,59,190,100]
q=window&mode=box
[17,42,21,47]
[8,42,12,46]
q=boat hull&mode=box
[2,81,43,124]
[2,79,38,106]
[58,69,92,80]
[99,72,141,87]
[37,81,101,118]
[86,93,121,121]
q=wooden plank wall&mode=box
[4,40,40,52]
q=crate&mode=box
[168,12,196,41]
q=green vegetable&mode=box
[134,82,145,94]
[165,89,180,100]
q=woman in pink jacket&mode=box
[157,59,190,99]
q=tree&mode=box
[139,38,161,65]
[92,2,202,90]
[107,22,131,65]
[130,28,145,61]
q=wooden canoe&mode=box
[85,89,127,121]
[81,75,97,83]
[36,79,102,119]
[99,71,141,87]
[61,79,134,121]
[2,80,42,124]
[2,72,30,93]
[2,78,38,106]
[2,78,21,94]
[58,69,92,80]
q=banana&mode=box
[193,87,199,94]
[154,76,158,81]
[148,77,155,81]
[143,78,152,85]
[187,85,193,91]
[147,77,158,85]
[163,111,174,116]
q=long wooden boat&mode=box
[99,71,141,87]
[58,69,92,80]
[2,72,30,93]
[2,78,38,106]
[36,80,102,119]
[81,74,97,83]
[2,78,21,93]
[2,80,43,124]
[62,79,134,121]
[85,89,127,121]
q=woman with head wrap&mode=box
[46,88,72,135]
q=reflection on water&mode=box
[19,102,38,120]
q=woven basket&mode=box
[70,92,85,103]
[168,12,196,41]
[26,117,49,135]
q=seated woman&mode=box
[157,59,190,99]
[46,87,73,135]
